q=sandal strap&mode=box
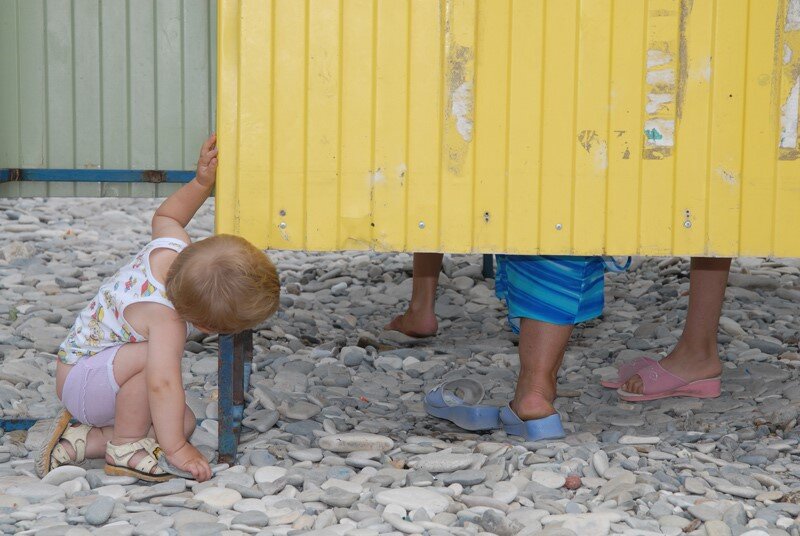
[50,424,92,469]
[428,378,486,407]
[134,454,160,475]
[60,424,91,460]
[106,438,167,476]
[51,444,74,467]
[638,363,688,395]
[107,437,159,458]
[616,357,657,383]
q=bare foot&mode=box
[385,309,438,338]
[622,345,722,394]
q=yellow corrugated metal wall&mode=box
[217,0,800,257]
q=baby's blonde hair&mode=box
[165,235,279,334]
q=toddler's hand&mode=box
[196,133,218,188]
[166,442,212,482]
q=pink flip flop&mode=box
[616,362,721,402]
[600,357,658,389]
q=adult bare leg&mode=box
[623,257,730,394]
[385,252,443,337]
[513,318,574,420]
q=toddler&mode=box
[36,135,280,482]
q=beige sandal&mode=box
[36,409,91,478]
[104,438,172,482]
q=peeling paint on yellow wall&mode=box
[647,49,672,68]
[577,130,608,171]
[782,79,800,149]
[787,0,800,31]
[646,93,673,114]
[596,140,608,171]
[643,42,677,159]
[717,168,737,185]
[371,168,386,184]
[451,82,474,142]
[443,40,474,175]
[780,0,800,159]
[693,57,712,81]
[643,5,679,161]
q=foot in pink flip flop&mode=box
[600,357,658,389]
[616,362,721,402]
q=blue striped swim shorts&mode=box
[495,254,623,330]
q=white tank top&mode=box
[58,237,188,364]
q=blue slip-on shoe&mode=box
[424,378,501,431]
[499,405,565,441]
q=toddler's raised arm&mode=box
[151,134,218,242]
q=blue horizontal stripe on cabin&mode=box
[0,418,205,432]
[0,169,196,183]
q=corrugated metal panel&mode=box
[0,0,216,171]
[217,0,800,257]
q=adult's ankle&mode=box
[672,338,720,361]
[407,302,435,316]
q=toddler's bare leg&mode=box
[108,343,196,467]
[512,318,573,421]
[53,343,148,461]
[385,252,443,337]
[623,257,729,394]
[109,343,152,444]
[55,342,196,464]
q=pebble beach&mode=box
[0,197,799,536]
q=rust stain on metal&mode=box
[676,0,694,119]
[644,147,673,160]
[142,170,166,183]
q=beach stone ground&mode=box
[0,197,799,535]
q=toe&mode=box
[622,375,643,394]
[629,376,643,394]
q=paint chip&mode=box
[788,0,800,32]
[647,50,672,68]
[644,119,675,147]
[452,82,474,142]
[700,57,712,81]
[717,168,736,185]
[646,69,676,86]
[781,78,800,149]
[646,93,673,115]
[371,168,386,184]
[596,141,608,170]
